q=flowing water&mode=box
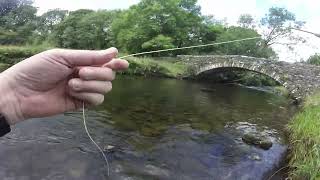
[0,76,297,180]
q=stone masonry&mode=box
[178,55,320,100]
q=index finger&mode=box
[50,47,118,67]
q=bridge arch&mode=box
[195,62,283,85]
[179,55,320,101]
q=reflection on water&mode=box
[0,76,296,180]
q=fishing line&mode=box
[82,102,110,176]
[120,36,261,58]
[82,36,261,177]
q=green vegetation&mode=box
[0,45,49,64]
[122,57,189,78]
[0,45,189,78]
[0,63,10,72]
[1,0,303,58]
[0,0,305,83]
[1,1,318,179]
[307,53,320,66]
[288,92,320,179]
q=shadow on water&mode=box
[0,76,297,180]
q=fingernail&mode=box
[71,79,81,90]
[108,47,118,54]
[102,47,118,57]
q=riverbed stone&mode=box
[249,154,262,161]
[242,133,273,150]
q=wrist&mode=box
[0,73,23,125]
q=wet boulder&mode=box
[242,133,273,150]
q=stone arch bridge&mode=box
[178,55,320,100]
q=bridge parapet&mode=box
[178,55,320,100]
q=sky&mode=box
[33,0,320,62]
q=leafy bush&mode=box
[141,35,175,56]
[0,46,48,64]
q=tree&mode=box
[141,35,175,56]
[31,9,68,44]
[38,9,68,35]
[112,0,208,55]
[0,0,32,17]
[307,53,320,65]
[261,7,305,48]
[215,26,276,58]
[238,14,255,29]
[0,1,37,45]
[51,9,94,48]
[52,9,119,49]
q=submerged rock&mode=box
[249,154,262,161]
[242,133,273,150]
[200,88,215,92]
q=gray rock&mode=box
[242,133,273,150]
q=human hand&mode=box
[0,48,128,125]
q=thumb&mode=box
[49,47,118,67]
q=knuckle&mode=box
[46,48,63,56]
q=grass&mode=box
[0,63,10,72]
[288,91,320,180]
[121,56,190,78]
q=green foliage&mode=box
[201,70,279,87]
[0,63,10,72]
[307,53,320,66]
[32,9,68,44]
[237,72,279,86]
[215,26,276,58]
[0,29,20,44]
[121,56,189,77]
[238,14,255,29]
[52,9,119,49]
[288,92,320,179]
[0,0,37,45]
[0,45,49,64]
[0,0,32,17]
[112,0,207,55]
[141,35,175,55]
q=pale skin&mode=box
[0,47,129,125]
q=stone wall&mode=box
[178,55,320,100]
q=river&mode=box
[0,76,297,180]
